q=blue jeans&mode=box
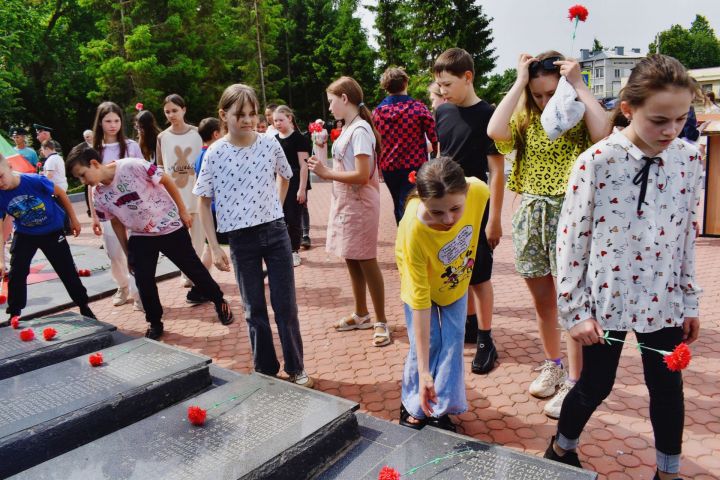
[401,294,468,419]
[228,219,305,376]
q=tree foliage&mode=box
[649,14,720,69]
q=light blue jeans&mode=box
[401,294,468,419]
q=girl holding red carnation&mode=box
[544,55,703,480]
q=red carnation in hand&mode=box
[568,4,589,22]
[0,293,7,304]
[408,170,417,184]
[187,405,207,426]
[663,343,691,371]
[19,328,35,341]
[135,102,144,111]
[43,327,57,341]
[10,316,20,329]
[378,466,401,480]
[89,352,104,367]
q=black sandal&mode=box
[427,414,456,432]
[399,404,426,430]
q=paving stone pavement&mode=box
[62,182,719,480]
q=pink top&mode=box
[93,158,184,236]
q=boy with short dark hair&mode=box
[66,145,233,340]
[433,47,505,374]
[0,153,95,325]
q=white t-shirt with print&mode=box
[193,134,292,232]
[332,119,375,172]
[42,153,68,191]
[158,127,203,214]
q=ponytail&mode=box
[327,76,382,157]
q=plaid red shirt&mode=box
[373,96,437,171]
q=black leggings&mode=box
[557,327,685,456]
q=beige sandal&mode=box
[335,313,372,331]
[373,322,391,347]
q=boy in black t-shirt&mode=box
[433,48,505,374]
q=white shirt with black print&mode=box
[557,132,703,333]
[193,134,292,232]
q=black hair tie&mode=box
[632,156,660,214]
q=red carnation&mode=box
[135,102,144,111]
[43,327,57,341]
[187,405,207,426]
[89,352,104,367]
[378,466,401,480]
[0,293,6,304]
[568,4,589,22]
[663,343,691,371]
[10,316,20,329]
[19,328,35,341]
[408,170,417,184]
[308,122,323,133]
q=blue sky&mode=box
[358,0,720,74]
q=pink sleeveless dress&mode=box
[325,120,380,260]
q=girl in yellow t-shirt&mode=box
[396,157,489,432]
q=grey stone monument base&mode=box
[0,338,211,478]
[0,312,116,380]
[12,373,359,480]
[319,413,598,479]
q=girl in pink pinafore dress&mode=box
[307,76,390,347]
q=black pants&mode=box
[7,230,89,316]
[282,174,302,252]
[382,167,416,224]
[557,327,684,456]
[301,202,310,238]
[127,227,224,325]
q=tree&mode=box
[478,68,517,106]
[649,15,720,69]
[369,0,411,71]
[592,38,604,53]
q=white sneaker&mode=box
[543,379,574,419]
[290,370,314,388]
[292,252,301,267]
[529,360,566,398]
[112,287,130,307]
[133,299,144,312]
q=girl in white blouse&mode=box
[545,55,703,480]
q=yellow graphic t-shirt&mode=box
[495,114,591,196]
[396,178,490,310]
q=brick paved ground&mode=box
[65,182,719,479]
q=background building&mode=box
[580,46,644,99]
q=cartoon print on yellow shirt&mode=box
[438,225,476,291]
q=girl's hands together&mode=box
[569,318,605,346]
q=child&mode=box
[90,101,142,309]
[487,51,609,417]
[264,104,279,137]
[397,157,490,432]
[66,145,234,340]
[156,94,207,288]
[39,140,68,191]
[373,66,438,224]
[194,117,227,245]
[0,153,95,324]
[307,76,390,348]
[134,110,161,164]
[273,105,311,266]
[544,55,702,480]
[432,47,504,374]
[256,118,268,134]
[193,83,312,388]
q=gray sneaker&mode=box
[543,379,574,419]
[529,360,566,398]
[112,287,129,307]
[290,370,314,388]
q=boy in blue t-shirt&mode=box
[0,153,95,325]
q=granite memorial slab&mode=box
[12,373,359,480]
[0,312,116,380]
[0,338,211,478]
[358,426,597,479]
[16,243,179,320]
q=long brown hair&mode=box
[514,50,564,165]
[92,101,129,160]
[406,157,468,206]
[619,54,701,107]
[134,110,160,161]
[327,76,382,157]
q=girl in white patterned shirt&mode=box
[545,55,702,480]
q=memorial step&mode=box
[0,338,212,477]
[320,413,598,479]
[12,372,359,480]
[0,312,116,380]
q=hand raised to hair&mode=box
[516,53,538,87]
[555,59,583,88]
